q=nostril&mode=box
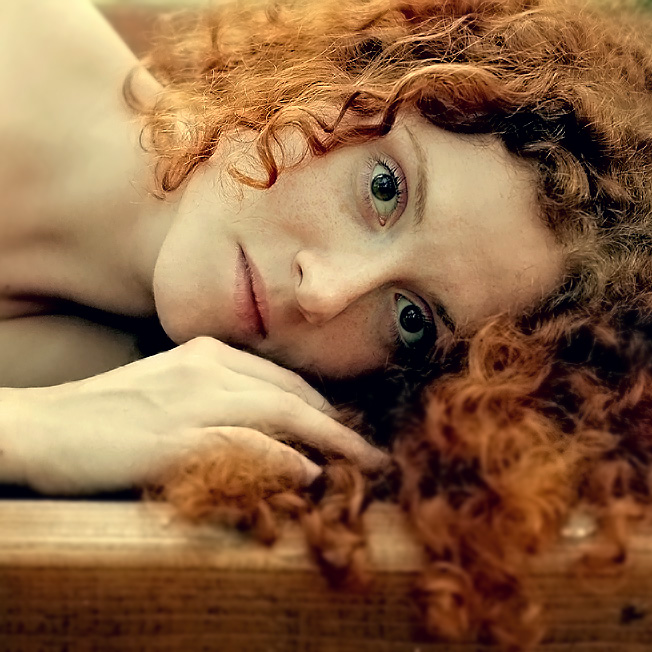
[293,258,304,284]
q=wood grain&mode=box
[1,500,652,650]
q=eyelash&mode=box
[360,154,435,356]
[390,293,438,354]
[362,155,408,225]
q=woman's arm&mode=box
[0,387,28,486]
[0,315,141,388]
[0,333,387,495]
[0,314,138,484]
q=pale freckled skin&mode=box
[152,114,565,378]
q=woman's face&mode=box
[153,113,564,378]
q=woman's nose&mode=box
[293,250,384,325]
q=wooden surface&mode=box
[0,501,652,651]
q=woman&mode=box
[0,0,564,493]
[1,0,651,645]
[106,0,650,647]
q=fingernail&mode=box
[303,461,323,485]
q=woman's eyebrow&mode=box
[434,304,456,333]
[404,125,428,227]
[403,126,456,333]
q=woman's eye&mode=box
[394,294,433,348]
[369,161,403,222]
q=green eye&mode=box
[370,163,399,218]
[396,294,427,346]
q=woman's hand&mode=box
[4,337,387,494]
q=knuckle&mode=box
[281,377,305,397]
[177,337,229,369]
[276,369,319,400]
[173,341,215,377]
[277,392,304,421]
[182,336,222,353]
[287,379,312,399]
[277,365,302,383]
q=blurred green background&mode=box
[94,0,650,58]
[93,0,651,6]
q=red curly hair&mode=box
[130,0,652,647]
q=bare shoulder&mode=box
[0,0,142,141]
[0,0,137,70]
[0,0,142,176]
[0,314,144,388]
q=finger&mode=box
[234,393,389,473]
[188,426,323,487]
[210,342,337,416]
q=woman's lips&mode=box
[234,245,268,339]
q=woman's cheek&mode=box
[292,319,390,378]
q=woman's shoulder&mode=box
[0,0,140,168]
[1,0,141,128]
[1,0,139,74]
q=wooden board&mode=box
[1,500,652,650]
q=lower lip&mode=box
[234,246,267,338]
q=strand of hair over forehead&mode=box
[127,0,651,244]
[126,0,552,187]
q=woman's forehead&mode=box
[393,115,565,330]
